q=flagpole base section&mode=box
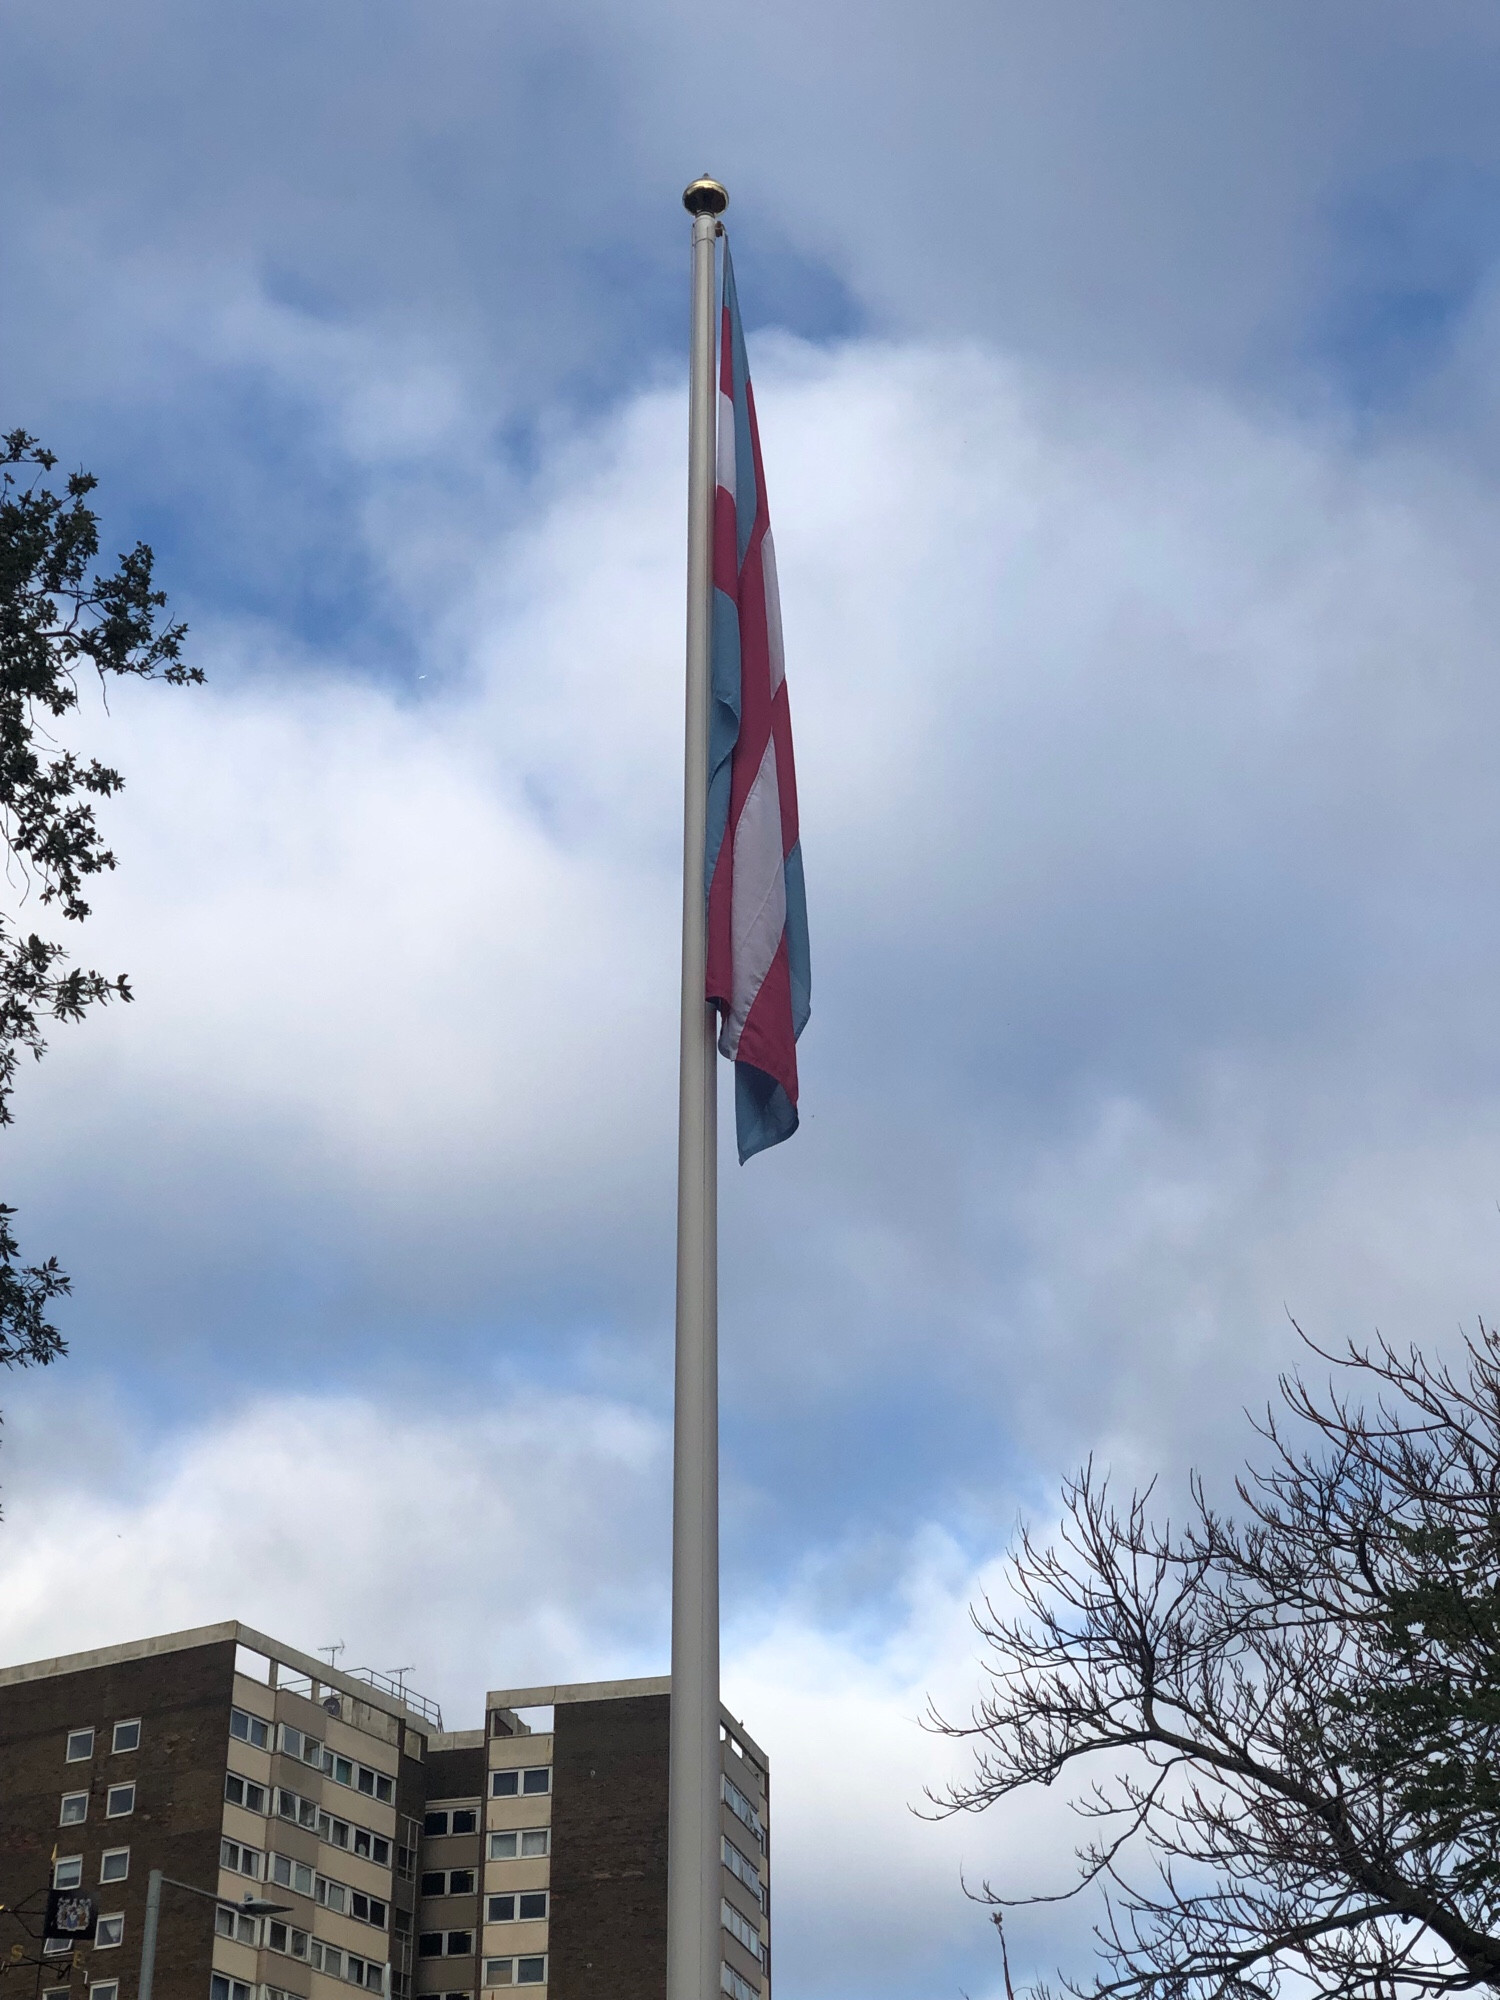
[683,176,729,217]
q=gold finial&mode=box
[682,175,729,217]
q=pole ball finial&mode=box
[682,176,729,217]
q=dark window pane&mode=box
[520,1772,549,1796]
[423,1814,449,1837]
[491,1773,518,1798]
[418,1938,444,1960]
[450,1810,477,1834]
[445,1934,472,1957]
[517,1895,546,1923]
[448,1872,474,1896]
[421,1875,445,1897]
[487,1898,514,1923]
[517,1961,545,1985]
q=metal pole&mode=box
[137,1869,163,2000]
[668,174,728,2000]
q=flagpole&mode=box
[669,173,729,2000]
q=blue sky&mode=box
[8,4,1500,1996]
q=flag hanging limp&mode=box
[705,242,810,1163]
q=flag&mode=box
[705,244,810,1162]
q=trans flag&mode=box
[705,244,810,1162]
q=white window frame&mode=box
[211,1975,255,2000]
[111,1718,141,1754]
[487,1830,549,1860]
[483,1961,549,1989]
[52,1855,83,1889]
[105,1782,136,1818]
[100,1847,130,1884]
[65,1727,94,1762]
[224,1770,268,1815]
[721,1964,760,2000]
[721,1837,763,1907]
[94,1913,125,1950]
[229,1707,270,1750]
[88,1985,118,2000]
[485,1893,548,1924]
[220,1837,261,1879]
[488,1769,549,1799]
[721,1900,764,1965]
[215,1906,260,1947]
[59,1791,87,1825]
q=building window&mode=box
[721,1775,763,1846]
[220,1838,261,1878]
[215,1906,260,1947]
[349,1890,387,1929]
[44,1987,74,2000]
[94,1914,125,1950]
[269,1853,315,1896]
[722,1901,764,1964]
[485,1894,547,1924]
[266,1921,311,1961]
[423,1869,476,1896]
[489,1770,549,1799]
[721,1964,759,2000]
[229,1708,270,1750]
[224,1771,268,1815]
[52,1856,83,1889]
[487,1830,548,1860]
[89,1986,119,2000]
[278,1723,322,1766]
[428,1805,480,1834]
[65,1728,94,1762]
[516,1962,545,1986]
[100,1849,130,1884]
[483,1960,546,1988]
[105,1783,135,1818]
[211,1977,254,2000]
[59,1792,87,1825]
[111,1720,141,1754]
[421,1934,472,1961]
[722,1838,763,1908]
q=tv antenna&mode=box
[319,1642,345,1668]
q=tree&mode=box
[932,1325,1500,2000]
[0,430,198,1387]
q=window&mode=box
[486,1893,547,1924]
[277,1785,318,1829]
[483,1961,546,1989]
[105,1783,135,1818]
[278,1723,322,1766]
[489,1770,548,1799]
[420,1936,446,1960]
[215,1906,259,1946]
[100,1849,130,1884]
[59,1792,87,1825]
[720,1965,759,2000]
[45,1987,74,2000]
[427,1804,479,1833]
[65,1728,94,1762]
[722,1839,762,1908]
[89,1986,118,2000]
[52,1855,83,1889]
[349,1890,387,1929]
[211,1977,254,2000]
[424,1869,476,1897]
[111,1720,141,1754]
[94,1914,124,1950]
[722,1902,764,1965]
[488,1830,549,1860]
[224,1771,267,1815]
[229,1707,270,1750]
[269,1853,315,1896]
[320,1744,393,1804]
[721,1775,763,1847]
[267,1921,311,1961]
[317,1810,391,1866]
[220,1838,261,1878]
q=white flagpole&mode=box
[668,173,729,2000]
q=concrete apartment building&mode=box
[0,1623,770,2000]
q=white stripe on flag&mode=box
[720,737,787,1060]
[717,391,736,495]
[761,529,785,696]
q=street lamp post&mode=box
[137,1873,290,2000]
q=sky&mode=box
[6,3,1500,1995]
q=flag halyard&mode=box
[705,245,810,1163]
